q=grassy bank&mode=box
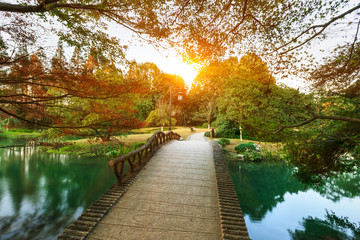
[43,127,207,157]
[223,139,283,154]
[41,141,145,158]
[0,128,41,138]
[209,137,284,162]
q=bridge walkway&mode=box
[86,133,221,239]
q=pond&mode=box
[227,161,360,240]
[0,138,116,240]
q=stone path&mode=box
[86,132,221,239]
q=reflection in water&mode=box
[227,161,304,221]
[227,160,360,239]
[289,211,360,240]
[316,170,360,202]
[0,138,115,240]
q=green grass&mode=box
[42,126,207,157]
[43,141,147,158]
[0,128,41,138]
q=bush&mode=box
[216,138,230,148]
[220,138,230,145]
[234,142,282,162]
[243,150,263,161]
[217,140,226,147]
[235,142,262,161]
[204,132,210,137]
[235,142,257,153]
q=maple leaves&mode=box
[0,44,145,140]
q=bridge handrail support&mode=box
[109,130,181,185]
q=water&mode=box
[0,138,116,240]
[227,161,360,240]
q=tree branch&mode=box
[0,2,45,12]
[342,17,360,69]
[270,3,360,55]
[0,107,100,129]
[228,0,248,34]
[273,114,360,133]
[0,2,104,13]
[313,113,360,123]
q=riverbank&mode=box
[208,137,284,162]
[0,128,41,138]
[223,139,283,154]
[42,127,209,157]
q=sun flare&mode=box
[156,56,200,87]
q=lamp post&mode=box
[169,86,183,131]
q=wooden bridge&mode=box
[57,132,249,240]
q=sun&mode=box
[120,34,200,87]
[153,55,200,87]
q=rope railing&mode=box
[109,130,181,184]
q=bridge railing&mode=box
[109,130,181,184]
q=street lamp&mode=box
[169,86,184,130]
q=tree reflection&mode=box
[228,161,360,222]
[227,161,304,220]
[288,211,360,240]
[315,169,360,202]
[0,141,115,240]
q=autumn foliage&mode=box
[0,44,145,140]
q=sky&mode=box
[105,22,200,87]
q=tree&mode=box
[1,44,145,138]
[146,98,176,127]
[273,41,360,185]
[188,54,310,139]
[187,57,239,126]
[3,1,357,66]
[125,61,187,124]
[43,49,145,140]
[144,72,186,127]
[2,0,359,130]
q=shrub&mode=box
[216,138,230,148]
[217,140,226,147]
[220,138,230,145]
[243,149,263,161]
[204,132,210,137]
[235,142,257,153]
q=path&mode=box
[86,132,221,239]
